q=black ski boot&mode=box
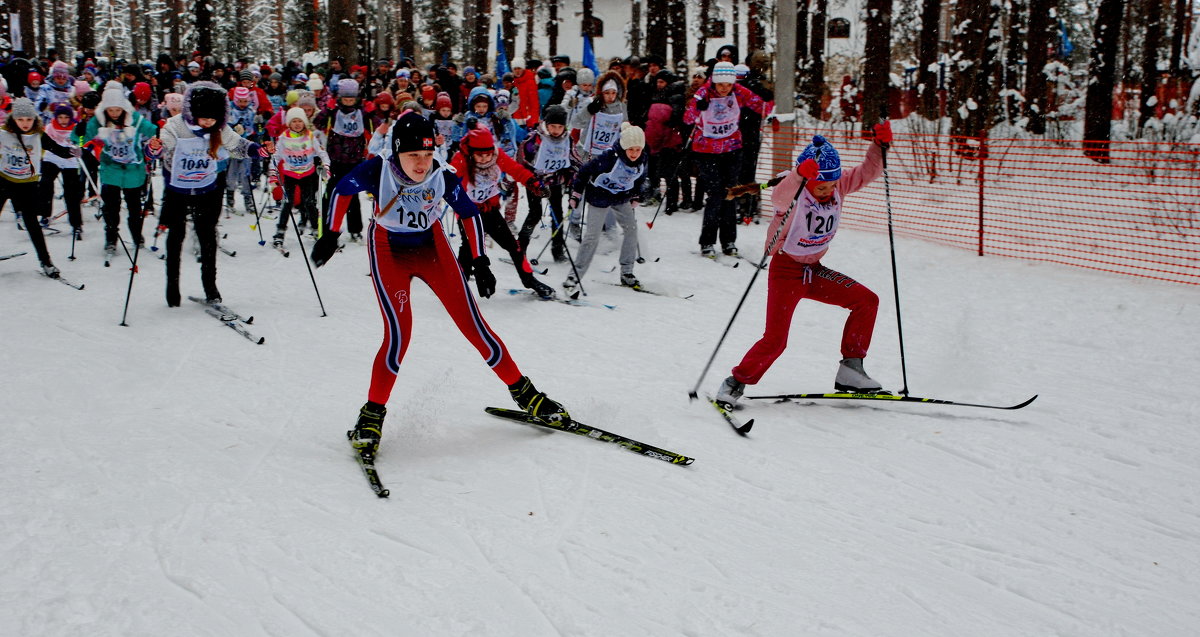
[521,272,556,299]
[350,401,387,453]
[508,377,569,423]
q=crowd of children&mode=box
[1,47,895,448]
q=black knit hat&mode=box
[79,91,101,110]
[189,85,227,120]
[391,111,437,156]
[542,104,568,127]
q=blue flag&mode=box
[1057,19,1074,59]
[582,33,599,76]
[495,23,512,85]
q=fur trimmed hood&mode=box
[595,71,626,102]
[181,81,229,128]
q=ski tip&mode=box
[255,337,265,345]
[1011,395,1039,409]
[737,420,755,435]
[377,489,391,498]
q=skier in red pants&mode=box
[715,124,893,407]
[311,111,570,454]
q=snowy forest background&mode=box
[2,0,1200,143]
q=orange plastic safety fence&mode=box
[751,128,1200,286]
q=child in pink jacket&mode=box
[715,123,893,406]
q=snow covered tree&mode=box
[949,0,1000,144]
[667,0,687,69]
[1140,0,1168,128]
[327,0,356,62]
[194,0,212,55]
[916,0,941,120]
[285,0,321,58]
[1083,0,1123,162]
[803,0,828,118]
[78,0,96,54]
[861,0,892,126]
[422,0,457,65]
[1023,0,1054,134]
[647,0,669,61]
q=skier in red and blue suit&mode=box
[311,110,570,454]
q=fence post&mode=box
[977,133,986,256]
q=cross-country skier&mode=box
[310,110,570,454]
[714,124,893,407]
[683,61,766,258]
[563,123,648,293]
[0,97,78,277]
[148,81,272,306]
[81,81,159,257]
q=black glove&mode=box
[525,177,548,198]
[568,191,582,211]
[311,231,341,267]
[695,97,709,111]
[472,255,496,298]
[586,99,603,114]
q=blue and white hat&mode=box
[796,135,841,181]
[711,61,738,84]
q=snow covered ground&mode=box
[2,194,1199,636]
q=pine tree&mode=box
[1083,0,1123,162]
[861,0,892,126]
[949,0,1000,145]
[1139,0,1167,128]
[916,0,941,120]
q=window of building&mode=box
[828,18,851,39]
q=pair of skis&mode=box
[706,390,1038,437]
[349,408,695,498]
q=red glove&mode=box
[873,120,893,145]
[272,184,284,202]
[83,139,104,160]
[797,158,820,181]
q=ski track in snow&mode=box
[3,188,1199,636]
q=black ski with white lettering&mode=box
[347,431,390,498]
[485,407,694,465]
[0,251,28,261]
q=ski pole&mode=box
[880,139,909,396]
[117,234,141,326]
[288,205,328,317]
[68,222,77,261]
[687,172,813,401]
[560,191,589,298]
[529,196,572,265]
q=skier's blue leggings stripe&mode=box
[367,223,404,374]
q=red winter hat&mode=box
[132,82,152,103]
[28,71,43,83]
[420,85,435,100]
[374,91,394,107]
[435,92,452,110]
[464,126,495,152]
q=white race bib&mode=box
[701,95,739,139]
[533,133,571,174]
[593,158,644,194]
[105,129,139,165]
[376,162,447,233]
[466,165,501,203]
[333,109,365,137]
[781,192,843,258]
[0,133,37,180]
[586,111,624,154]
[169,135,226,189]
[279,132,315,176]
